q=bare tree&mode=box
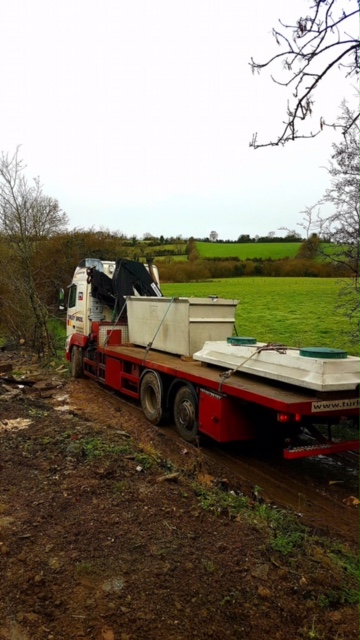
[209,230,219,242]
[0,147,68,356]
[319,102,360,266]
[250,0,359,148]
[299,103,359,340]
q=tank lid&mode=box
[227,337,257,346]
[299,347,348,359]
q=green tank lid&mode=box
[299,347,348,359]
[227,337,257,346]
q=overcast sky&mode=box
[0,0,357,240]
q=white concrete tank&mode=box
[193,341,360,392]
[126,296,239,357]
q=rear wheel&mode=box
[174,386,198,442]
[71,346,83,378]
[140,371,165,425]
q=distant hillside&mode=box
[196,242,301,260]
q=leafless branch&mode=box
[250,0,359,147]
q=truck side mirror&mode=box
[59,288,66,311]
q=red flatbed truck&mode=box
[64,258,359,460]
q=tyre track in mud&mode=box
[204,446,358,544]
[65,378,359,546]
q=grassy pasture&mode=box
[196,242,301,260]
[161,278,358,356]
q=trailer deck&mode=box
[97,343,359,417]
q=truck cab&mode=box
[65,257,161,362]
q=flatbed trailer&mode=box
[68,333,359,460]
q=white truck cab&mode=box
[65,257,161,358]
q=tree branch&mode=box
[250,0,359,147]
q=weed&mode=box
[253,485,263,499]
[113,481,127,495]
[317,594,331,609]
[203,560,216,574]
[46,318,67,359]
[220,591,240,606]
[140,441,160,458]
[81,437,132,459]
[326,540,359,579]
[135,441,162,469]
[318,586,358,608]
[134,452,158,470]
[195,483,308,557]
[194,484,248,517]
[29,409,48,418]
[307,617,323,639]
[253,503,306,555]
[12,370,24,377]
[311,538,359,607]
[22,441,33,453]
[271,529,305,555]
[336,586,358,606]
[159,458,175,473]
[75,561,94,576]
[58,431,74,443]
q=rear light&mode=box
[277,413,290,423]
[277,413,301,423]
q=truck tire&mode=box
[71,346,83,378]
[174,385,198,443]
[140,371,164,426]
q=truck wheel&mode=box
[71,346,83,378]
[140,371,164,426]
[174,386,198,442]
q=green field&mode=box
[161,278,358,356]
[196,242,301,260]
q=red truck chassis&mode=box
[67,325,359,460]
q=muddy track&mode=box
[204,446,358,543]
[67,378,359,546]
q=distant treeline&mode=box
[223,234,302,243]
[128,233,305,245]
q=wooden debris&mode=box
[156,472,180,483]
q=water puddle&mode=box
[306,454,359,478]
